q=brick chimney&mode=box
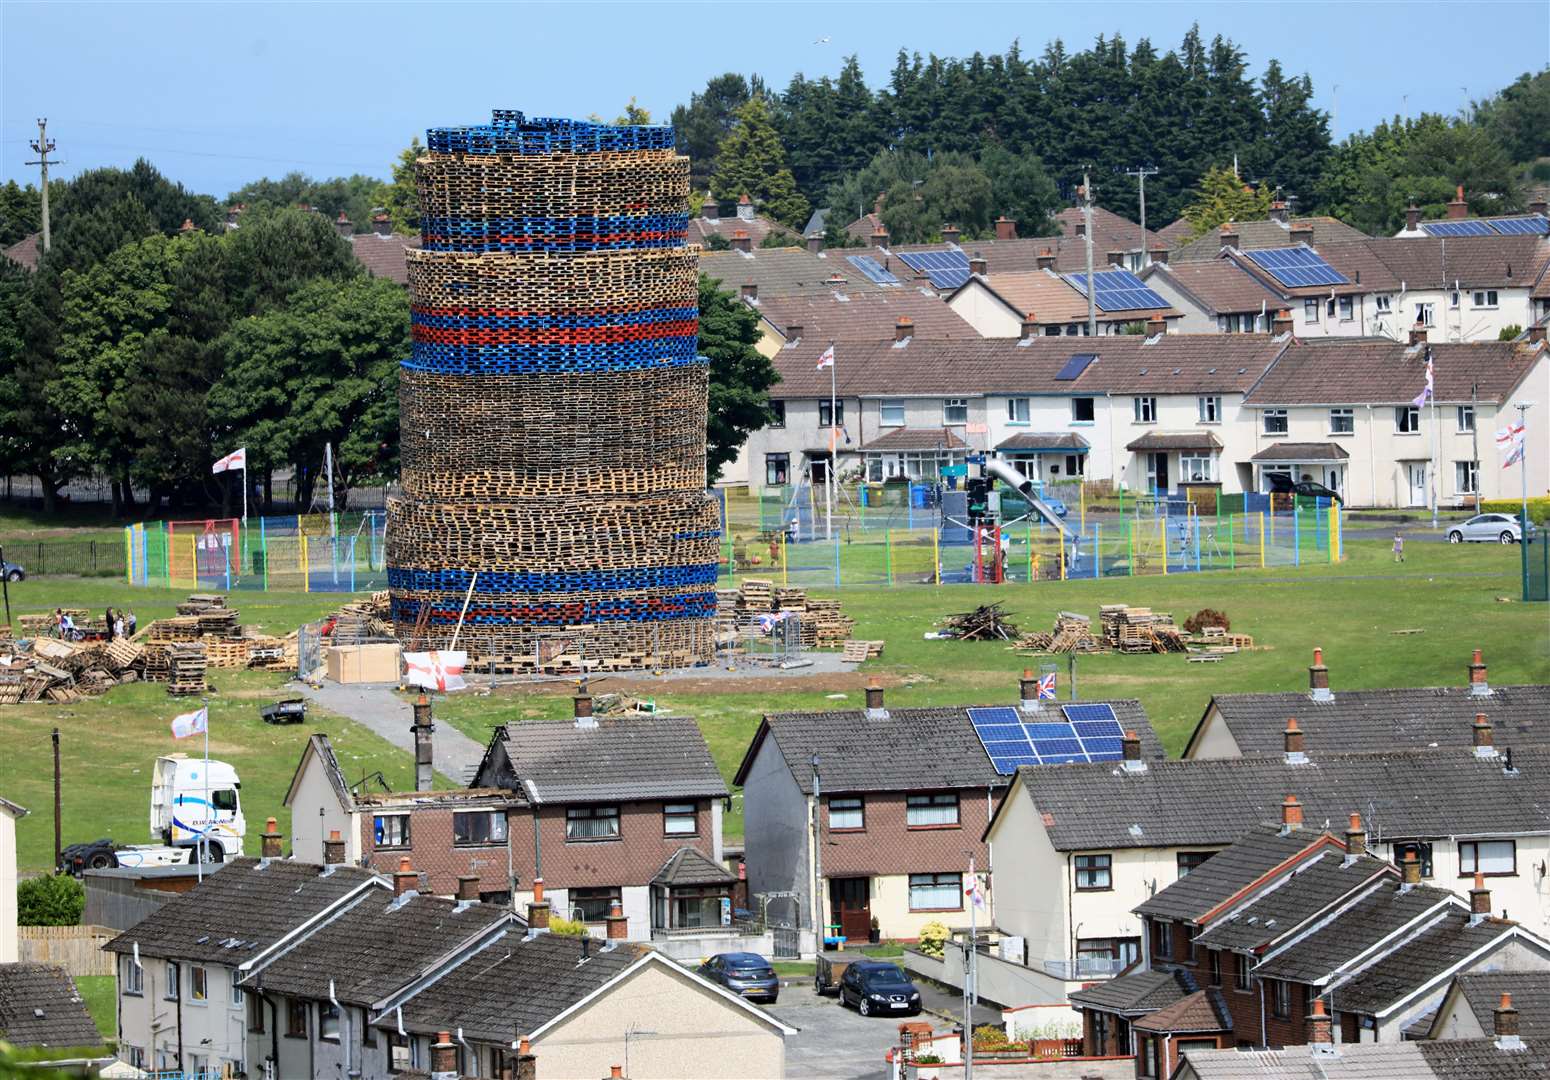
[574,690,597,729]
[394,856,418,896]
[1121,731,1146,772]
[864,677,889,720]
[1307,998,1334,1048]
[1281,795,1303,831]
[1469,871,1492,924]
[605,898,629,942]
[807,235,825,254]
[1146,314,1166,338]
[1037,248,1056,271]
[1309,647,1333,701]
[1272,309,1294,337]
[1284,718,1307,764]
[515,1036,537,1080]
[261,817,283,860]
[870,225,890,248]
[1473,712,1496,759]
[730,229,752,253]
[736,193,756,222]
[969,253,988,275]
[527,877,551,930]
[1468,648,1490,696]
[1344,812,1366,864]
[1020,317,1038,340]
[458,875,480,902]
[942,225,962,246]
[1409,322,1428,346]
[1149,243,1168,266]
[995,216,1017,241]
[1290,222,1315,245]
[334,212,353,237]
[1106,250,1125,268]
[1074,220,1086,238]
[702,199,719,221]
[1496,993,1522,1049]
[179,218,197,234]
[1219,224,1239,249]
[430,1031,457,1080]
[786,323,803,343]
[1447,185,1468,220]
[1530,198,1548,218]
[1405,204,1422,232]
[373,212,392,237]
[1530,324,1548,344]
[740,282,758,302]
[413,693,434,793]
[323,829,345,866]
[1269,201,1289,224]
[1018,668,1041,712]
[1400,849,1422,888]
[894,317,913,343]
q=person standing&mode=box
[125,609,138,637]
[104,608,116,640]
[114,612,125,639]
[1392,532,1405,563]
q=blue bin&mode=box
[910,484,929,508]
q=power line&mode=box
[1125,166,1159,263]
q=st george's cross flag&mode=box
[816,344,835,370]
[211,448,247,474]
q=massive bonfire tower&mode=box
[387,110,718,669]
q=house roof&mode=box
[1368,235,1550,291]
[105,858,381,963]
[964,271,1093,324]
[1006,744,1550,852]
[1250,442,1350,462]
[653,846,737,887]
[737,698,1158,795]
[1242,339,1545,407]
[1251,883,1456,983]
[348,231,416,285]
[1131,988,1233,1034]
[757,289,977,341]
[687,212,797,248]
[240,890,512,1004]
[1330,912,1530,1015]
[1196,684,1550,757]
[0,963,104,1050]
[997,432,1090,452]
[1179,1041,1437,1078]
[0,796,27,818]
[1,232,40,271]
[1125,431,1223,452]
[488,716,728,803]
[1068,966,1191,1016]
[701,247,882,299]
[1172,217,1372,262]
[769,334,1289,399]
[1418,1039,1550,1080]
[863,427,968,452]
[354,788,523,810]
[1453,972,1550,1041]
[1133,825,1338,922]
[1155,219,1196,248]
[1144,259,1286,315]
[283,733,355,812]
[1051,206,1161,256]
[1192,854,1397,953]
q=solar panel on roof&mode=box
[1055,353,1098,381]
[845,254,900,285]
[1062,269,1171,311]
[1243,246,1350,288]
[1487,215,1550,236]
[966,704,1126,773]
[1420,220,1493,237]
[896,250,973,291]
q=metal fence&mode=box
[1525,534,1549,602]
[1,538,126,578]
[125,512,387,593]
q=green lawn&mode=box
[73,975,117,1040]
[0,502,127,543]
[0,576,355,633]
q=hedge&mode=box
[1476,498,1550,525]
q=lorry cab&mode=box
[152,754,246,860]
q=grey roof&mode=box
[1419,1038,1550,1080]
[105,858,380,963]
[242,890,511,1004]
[701,247,882,299]
[487,716,728,803]
[1125,431,1222,452]
[1180,1041,1437,1079]
[1199,685,1550,756]
[0,796,27,818]
[1252,883,1456,983]
[1192,854,1396,952]
[0,963,104,1049]
[1134,825,1335,921]
[1250,441,1350,462]
[1330,911,1524,1014]
[1069,966,1190,1015]
[653,846,737,887]
[1242,339,1542,408]
[1455,972,1550,1042]
[736,699,1159,795]
[996,432,1090,452]
[1012,745,1550,852]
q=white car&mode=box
[1447,513,1534,544]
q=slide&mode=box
[984,458,1075,537]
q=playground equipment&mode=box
[983,458,1075,537]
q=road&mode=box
[769,984,903,1080]
[296,681,486,783]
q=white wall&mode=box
[118,955,249,1075]
[0,810,17,963]
[286,754,359,865]
[1371,288,1536,344]
[739,737,811,930]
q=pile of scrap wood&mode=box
[726,580,856,649]
[1011,612,1104,654]
[939,603,1020,641]
[840,639,885,662]
[1099,605,1189,653]
[166,643,209,696]
[139,594,296,675]
[0,634,145,705]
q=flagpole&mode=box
[199,697,208,882]
[1430,359,1439,531]
[826,340,836,542]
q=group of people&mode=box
[50,606,136,641]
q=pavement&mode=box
[768,984,904,1080]
[295,680,486,783]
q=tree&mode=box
[374,137,423,234]
[229,172,382,234]
[591,98,652,125]
[17,874,84,926]
[1475,69,1550,165]
[697,274,778,483]
[1182,165,1273,236]
[671,73,755,187]
[220,208,360,315]
[710,98,810,229]
[0,180,41,247]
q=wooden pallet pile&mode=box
[0,631,148,706]
[1100,606,1189,654]
[166,643,208,696]
[738,579,775,612]
[1012,612,1105,654]
[841,639,885,662]
[940,603,1021,642]
[804,598,855,648]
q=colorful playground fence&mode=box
[126,512,387,593]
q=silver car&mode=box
[1447,513,1532,544]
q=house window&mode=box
[1075,853,1113,891]
[819,399,845,427]
[1208,949,1222,986]
[1460,840,1516,877]
[1416,302,1436,327]
[1007,397,1031,424]
[1180,455,1214,483]
[1304,299,1320,323]
[1133,397,1157,424]
[664,803,698,835]
[1338,296,1354,321]
[828,796,864,831]
[1185,924,1199,962]
[765,453,790,487]
[571,885,622,922]
[165,962,179,1001]
[230,977,244,1008]
[388,1030,413,1072]
[286,998,308,1038]
[880,400,906,427]
[943,398,969,425]
[453,810,507,846]
[320,1001,341,1042]
[1065,454,1084,477]
[1152,920,1173,958]
[1262,409,1288,435]
[1376,294,1392,312]
[123,957,143,996]
[566,805,620,840]
[1457,405,1475,432]
[1071,397,1096,423]
[125,1047,147,1070]
[1178,851,1215,877]
[1456,460,1480,495]
[1393,840,1434,878]
[1329,408,1355,434]
[374,814,410,849]
[1139,1034,1160,1078]
[1396,406,1420,433]
[1450,290,1461,309]
[1234,953,1252,992]
[1473,290,1499,308]
[247,993,265,1033]
[906,792,960,828]
[1198,396,1221,423]
[190,966,208,1003]
[909,872,963,911]
[768,400,786,428]
[1272,979,1292,1018]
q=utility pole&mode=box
[1471,381,1481,514]
[1125,167,1158,264]
[810,754,823,947]
[0,543,11,631]
[26,119,59,253]
[1515,402,1534,536]
[1081,173,1096,337]
[52,728,62,870]
[963,853,978,1080]
[1331,85,1340,142]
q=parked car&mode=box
[1045,498,1069,518]
[838,960,922,1017]
[698,952,780,1003]
[1266,476,1344,505]
[1447,513,1535,544]
[1,560,23,582]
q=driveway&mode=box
[769,984,905,1080]
[296,681,486,784]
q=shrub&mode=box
[916,920,951,958]
[546,916,589,937]
[913,1053,943,1064]
[1477,498,1550,525]
[18,874,84,926]
[1183,608,1231,634]
[973,1024,1010,1050]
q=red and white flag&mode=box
[404,650,468,692]
[170,706,208,740]
[211,448,247,474]
[815,344,835,370]
[1497,422,1526,468]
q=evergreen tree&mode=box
[1475,70,1550,165]
[671,73,754,187]
[710,98,810,229]
[1249,60,1331,210]
[0,180,41,248]
[1182,165,1273,235]
[697,274,778,483]
[375,137,423,234]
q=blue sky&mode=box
[3,1,1546,197]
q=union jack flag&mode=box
[1038,673,1057,699]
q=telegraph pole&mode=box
[26,119,59,252]
[1125,167,1158,263]
[1081,173,1096,337]
[53,728,62,870]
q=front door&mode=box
[809,455,831,486]
[829,877,871,942]
[1148,453,1169,494]
[1325,466,1343,495]
[1407,463,1427,507]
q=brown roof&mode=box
[349,232,417,285]
[687,213,798,248]
[1243,339,1545,407]
[845,212,885,242]
[701,247,882,299]
[758,290,977,341]
[865,427,968,451]
[1145,260,1285,314]
[1315,240,1405,292]
[1367,235,1550,291]
[771,335,1288,399]
[1173,217,1371,262]
[1155,218,1197,247]
[1132,989,1233,1034]
[970,271,1092,323]
[2,232,40,271]
[1051,205,1160,256]
[1126,431,1223,452]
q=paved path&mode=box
[297,681,486,783]
[768,985,898,1080]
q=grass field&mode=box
[73,975,116,1040]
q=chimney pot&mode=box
[1473,712,1496,757]
[605,899,629,941]
[517,1035,537,1080]
[1281,795,1303,829]
[1405,204,1422,231]
[1121,730,1144,771]
[372,212,392,237]
[528,877,551,930]
[611,1068,624,1079]
[1146,314,1166,337]
[1308,647,1332,701]
[394,856,418,896]
[574,693,594,720]
[1468,648,1489,695]
[1345,812,1366,861]
[1148,243,1168,265]
[865,677,887,718]
[1284,718,1306,762]
[1019,668,1040,710]
[323,829,345,866]
[430,1031,457,1077]
[737,194,756,222]
[894,317,913,343]
[730,229,752,253]
[1020,317,1038,339]
[969,253,988,275]
[334,212,353,238]
[942,224,961,245]
[1470,870,1492,918]
[1529,324,1548,344]
[1307,997,1333,1045]
[1269,201,1289,224]
[1409,323,1428,346]
[702,200,720,221]
[458,874,480,902]
[869,226,890,248]
[1219,224,1239,248]
[1290,223,1315,244]
[1272,309,1294,336]
[806,235,824,254]
[1401,850,1422,887]
[261,817,283,860]
[1448,185,1468,219]
[995,216,1017,241]
[1496,993,1521,1041]
[1036,248,1056,271]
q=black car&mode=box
[698,952,780,1003]
[838,960,922,1017]
[1266,476,1344,505]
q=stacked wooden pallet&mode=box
[1013,612,1104,654]
[805,598,855,647]
[739,579,775,612]
[0,631,148,706]
[166,643,208,696]
[841,639,885,662]
[1100,606,1188,654]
